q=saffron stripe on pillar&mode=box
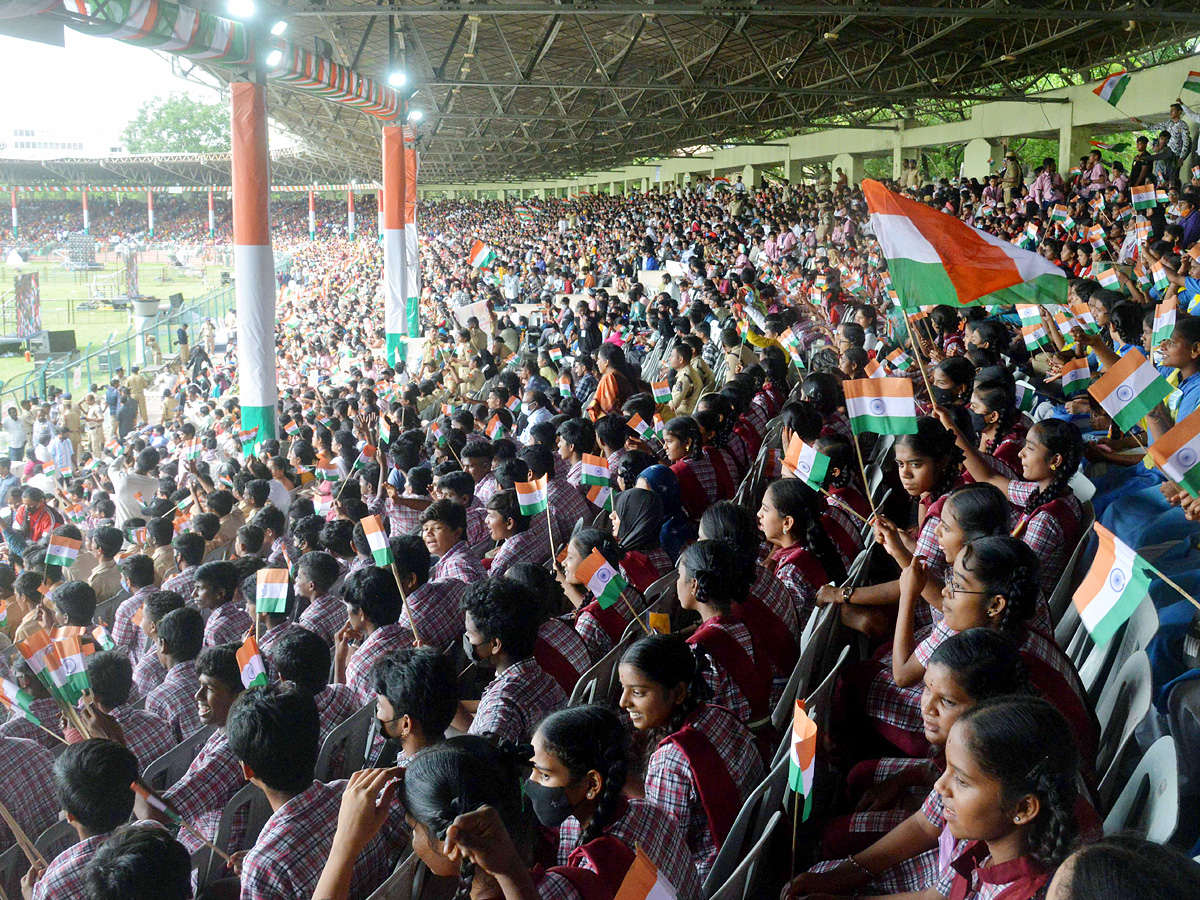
[377,189,383,240]
[231,81,277,445]
[382,125,406,367]
[208,187,215,237]
[147,188,154,237]
[10,190,16,239]
[309,190,316,241]
[82,186,89,235]
[347,188,355,239]
[402,125,420,339]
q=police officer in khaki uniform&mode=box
[126,366,148,425]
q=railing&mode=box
[0,254,291,406]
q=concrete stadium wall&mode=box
[419,54,1200,198]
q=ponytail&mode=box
[679,540,748,612]
[765,479,848,584]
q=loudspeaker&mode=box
[169,293,184,309]
[45,330,76,353]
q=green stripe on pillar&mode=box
[241,405,276,444]
[406,296,420,338]
[387,333,406,369]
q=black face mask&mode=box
[462,634,492,666]
[930,385,960,406]
[968,411,989,435]
[524,779,576,828]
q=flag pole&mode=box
[0,799,47,868]
[816,485,871,525]
[389,562,422,645]
[620,590,652,635]
[849,429,877,524]
[790,788,800,881]
[545,502,557,569]
[901,310,937,403]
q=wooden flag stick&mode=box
[1143,559,1200,613]
[620,590,652,636]
[0,798,47,868]
[902,312,938,402]
[849,430,878,526]
[816,485,871,526]
[791,787,800,882]
[546,503,557,570]
[389,562,422,645]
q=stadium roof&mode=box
[17,1,1200,185]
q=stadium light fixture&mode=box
[270,20,287,35]
[265,48,284,67]
[227,0,255,19]
[408,109,424,122]
[388,71,407,88]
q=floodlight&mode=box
[388,71,407,88]
[270,20,287,35]
[408,109,424,122]
[266,48,284,67]
[227,0,255,18]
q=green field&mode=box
[0,262,231,388]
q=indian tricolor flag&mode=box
[581,453,611,486]
[587,483,613,511]
[1153,296,1178,346]
[576,548,627,610]
[1131,184,1157,210]
[1070,303,1101,335]
[486,416,506,440]
[844,378,918,436]
[558,374,572,398]
[45,534,82,567]
[468,240,497,269]
[628,414,652,440]
[1151,261,1171,292]
[515,475,549,515]
[864,358,885,379]
[1185,71,1200,94]
[613,847,677,900]
[1088,352,1174,434]
[1093,70,1131,107]
[784,434,830,489]
[55,635,91,705]
[236,633,269,689]
[0,678,39,725]
[863,179,1067,309]
[652,380,671,403]
[362,515,394,566]
[1148,411,1200,498]
[1095,266,1120,289]
[788,701,818,822]
[1060,358,1093,398]
[255,568,290,615]
[1073,524,1151,646]
[886,348,913,372]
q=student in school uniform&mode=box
[195,560,252,648]
[85,652,175,770]
[371,646,459,767]
[294,551,348,647]
[270,629,360,748]
[143,607,205,742]
[21,740,139,900]
[559,529,647,664]
[618,634,765,882]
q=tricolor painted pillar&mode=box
[82,186,89,235]
[231,81,278,442]
[147,188,154,237]
[382,126,406,367]
[347,188,355,239]
[402,125,420,339]
[308,190,316,241]
[376,190,383,241]
[9,190,16,239]
[208,187,215,237]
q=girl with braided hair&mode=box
[788,629,1033,899]
[814,434,871,568]
[931,697,1082,900]
[678,540,774,728]
[936,408,1085,597]
[825,416,967,640]
[696,391,750,475]
[760,477,850,628]
[529,706,702,900]
[967,378,1026,480]
[662,415,722,521]
[617,633,765,882]
[802,371,852,439]
[692,406,741,495]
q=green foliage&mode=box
[121,94,230,154]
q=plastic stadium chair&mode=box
[1103,735,1178,843]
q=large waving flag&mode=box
[863,180,1067,309]
[614,847,677,900]
[1093,71,1131,107]
[788,701,818,822]
[468,240,497,269]
[1148,411,1200,498]
[844,378,918,436]
[1074,524,1151,646]
[1088,352,1174,434]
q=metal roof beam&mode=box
[288,2,1200,24]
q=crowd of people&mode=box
[3,105,1200,900]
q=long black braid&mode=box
[1022,420,1084,512]
[973,380,1020,457]
[537,705,630,844]
[766,479,849,584]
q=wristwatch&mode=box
[842,586,854,604]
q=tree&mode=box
[121,94,230,154]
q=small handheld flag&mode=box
[255,569,291,615]
[1059,358,1093,398]
[1148,411,1200,499]
[45,534,82,567]
[515,476,549,516]
[581,453,611,486]
[586,483,613,512]
[486,416,506,440]
[1073,524,1151,646]
[783,434,831,489]
[1153,296,1178,346]
[236,634,269,688]
[652,380,671,404]
[788,701,818,822]
[613,846,678,900]
[576,548,627,609]
[1185,71,1200,94]
[362,515,394,566]
[844,378,918,436]
[1088,352,1174,434]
